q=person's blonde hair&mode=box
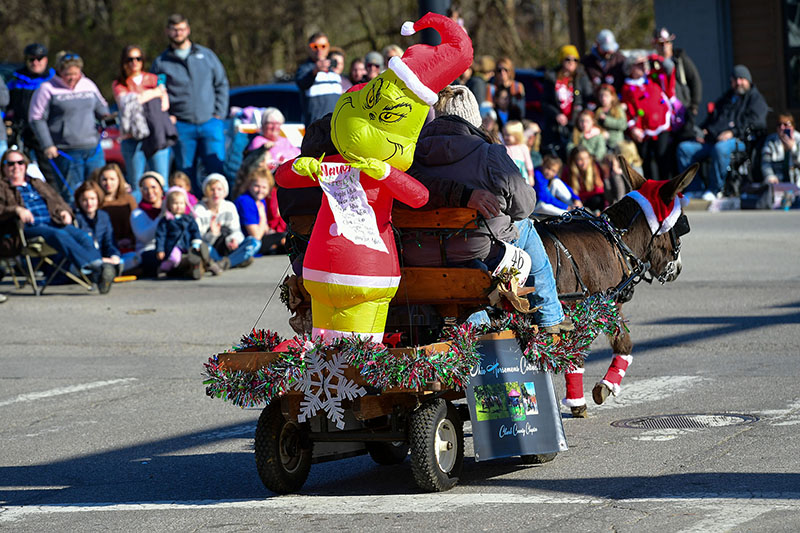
[503,120,525,146]
[568,146,601,194]
[54,51,84,72]
[598,84,625,119]
[168,170,192,191]
[571,110,604,147]
[97,163,129,202]
[235,167,275,199]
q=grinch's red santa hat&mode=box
[388,12,474,105]
[626,180,689,235]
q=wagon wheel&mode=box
[409,399,464,492]
[367,441,410,465]
[254,401,312,494]
[520,452,558,465]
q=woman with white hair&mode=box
[245,107,300,170]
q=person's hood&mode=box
[414,116,488,167]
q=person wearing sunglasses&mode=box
[5,44,55,162]
[0,148,116,293]
[112,45,175,194]
[28,51,110,202]
[542,44,593,157]
[295,32,343,125]
[151,13,229,194]
[485,57,525,121]
[761,112,800,186]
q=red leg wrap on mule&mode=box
[601,354,632,395]
[562,368,586,407]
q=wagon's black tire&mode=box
[409,399,464,492]
[520,452,558,465]
[366,441,410,465]
[254,402,312,494]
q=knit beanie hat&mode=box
[138,170,165,189]
[732,64,752,84]
[434,85,482,128]
[201,172,229,198]
[559,44,580,62]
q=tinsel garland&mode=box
[502,293,627,373]
[203,296,624,408]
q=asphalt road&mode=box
[1,210,799,532]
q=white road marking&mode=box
[592,376,708,411]
[0,379,137,407]
[757,397,800,426]
[1,493,797,523]
[676,504,771,533]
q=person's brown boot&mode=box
[544,318,575,335]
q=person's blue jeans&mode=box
[209,236,260,268]
[467,219,564,328]
[120,139,171,191]
[24,223,102,275]
[52,145,106,201]
[677,138,745,194]
[510,218,564,327]
[174,118,225,194]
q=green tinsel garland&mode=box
[203,295,624,408]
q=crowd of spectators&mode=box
[0,16,793,303]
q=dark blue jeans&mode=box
[51,145,106,201]
[24,223,102,274]
[174,118,225,194]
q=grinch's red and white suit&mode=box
[276,155,428,342]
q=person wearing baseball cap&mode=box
[676,63,768,200]
[651,26,703,140]
[582,29,626,93]
[6,43,55,159]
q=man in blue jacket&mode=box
[677,64,768,200]
[6,44,55,158]
[151,13,229,194]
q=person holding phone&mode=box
[761,112,800,185]
[295,32,343,125]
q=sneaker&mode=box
[218,257,231,271]
[701,190,717,202]
[0,293,7,304]
[98,263,116,294]
[236,257,254,269]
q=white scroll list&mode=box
[319,164,388,253]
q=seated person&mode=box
[0,149,116,293]
[406,86,572,333]
[73,181,124,273]
[130,171,166,277]
[761,112,800,185]
[562,146,605,213]
[233,166,286,256]
[168,170,198,210]
[155,186,221,278]
[97,163,137,253]
[194,173,260,269]
[245,107,301,170]
[533,155,582,216]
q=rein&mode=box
[539,207,664,303]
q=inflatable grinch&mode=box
[275,12,473,342]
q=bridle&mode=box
[539,204,689,303]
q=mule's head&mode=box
[607,157,697,283]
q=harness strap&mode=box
[537,224,590,299]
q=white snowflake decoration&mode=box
[292,346,367,429]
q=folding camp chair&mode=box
[2,222,93,296]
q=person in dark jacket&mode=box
[677,64,768,199]
[74,181,122,271]
[0,148,116,293]
[295,32,342,125]
[542,44,594,158]
[582,29,627,94]
[407,85,571,333]
[150,13,229,193]
[5,44,55,156]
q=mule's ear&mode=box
[659,163,700,202]
[618,155,646,190]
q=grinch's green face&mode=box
[331,70,429,171]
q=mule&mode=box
[536,158,698,417]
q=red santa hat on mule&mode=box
[389,12,474,105]
[626,180,689,235]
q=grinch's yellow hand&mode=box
[350,156,389,180]
[292,154,325,180]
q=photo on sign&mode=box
[522,381,539,415]
[506,382,526,422]
[473,383,510,421]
